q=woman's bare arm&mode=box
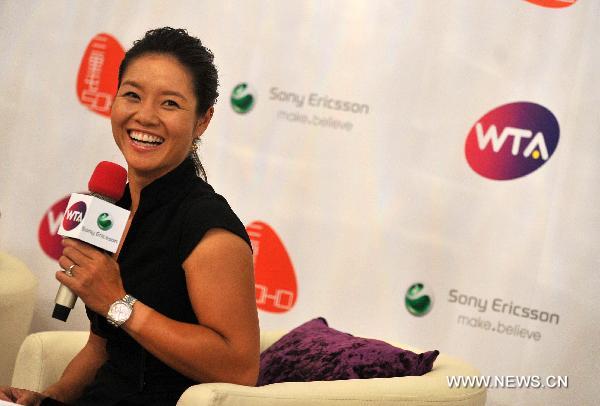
[121,228,260,385]
[42,331,108,403]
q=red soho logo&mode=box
[465,102,559,180]
[524,0,577,8]
[76,33,124,117]
[38,196,70,260]
[246,221,297,313]
[62,201,87,231]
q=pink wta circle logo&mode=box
[62,201,87,231]
[465,102,559,180]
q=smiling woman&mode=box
[111,53,207,185]
[114,27,219,184]
[112,29,217,184]
[0,28,259,406]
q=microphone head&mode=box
[88,161,128,201]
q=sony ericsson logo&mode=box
[231,83,256,114]
[97,212,113,231]
[405,283,434,317]
[62,201,87,231]
[465,102,559,180]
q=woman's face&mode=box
[111,53,210,182]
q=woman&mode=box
[0,27,259,405]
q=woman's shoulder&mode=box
[176,179,251,259]
[181,178,236,217]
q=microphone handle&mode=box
[52,283,77,321]
[52,243,114,321]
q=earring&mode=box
[190,138,201,173]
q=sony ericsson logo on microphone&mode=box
[465,102,559,180]
[97,213,113,231]
[405,283,434,317]
[62,201,87,231]
[231,83,256,114]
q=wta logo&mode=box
[524,0,577,8]
[62,201,87,231]
[39,196,70,260]
[246,221,297,313]
[76,33,124,117]
[405,283,434,317]
[465,102,559,180]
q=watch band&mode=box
[122,294,138,307]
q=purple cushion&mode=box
[257,317,439,386]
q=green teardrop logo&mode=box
[231,83,255,114]
[97,212,113,231]
[405,283,434,317]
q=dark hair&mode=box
[118,27,219,180]
[118,27,219,115]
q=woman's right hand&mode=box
[0,386,47,405]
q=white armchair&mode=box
[12,331,486,405]
[0,251,37,386]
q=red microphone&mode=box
[88,161,128,203]
[53,162,128,321]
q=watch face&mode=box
[110,302,131,322]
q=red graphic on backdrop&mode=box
[39,195,70,261]
[524,0,577,8]
[246,221,297,313]
[76,33,124,117]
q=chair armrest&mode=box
[177,352,486,406]
[11,331,88,392]
[12,331,486,406]
[259,331,285,352]
[0,251,38,386]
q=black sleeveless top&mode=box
[77,158,251,406]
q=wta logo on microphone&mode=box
[58,193,129,253]
[62,201,87,231]
[465,102,559,180]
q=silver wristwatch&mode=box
[107,294,137,327]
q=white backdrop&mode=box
[1,1,599,404]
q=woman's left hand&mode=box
[56,238,126,316]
